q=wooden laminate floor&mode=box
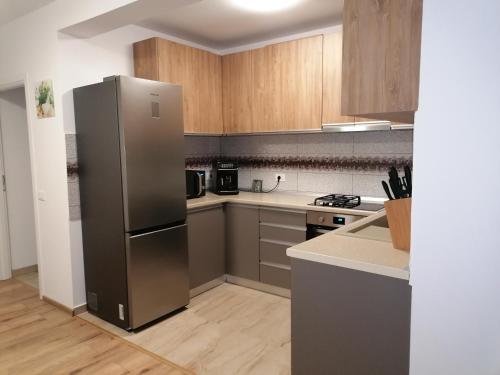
[13,271,39,290]
[80,283,291,375]
[0,278,192,375]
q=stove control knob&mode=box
[318,216,325,223]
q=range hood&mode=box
[322,120,413,133]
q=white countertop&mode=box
[287,211,410,280]
[187,191,381,216]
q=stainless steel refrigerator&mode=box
[73,76,189,330]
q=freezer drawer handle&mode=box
[129,223,186,239]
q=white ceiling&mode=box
[137,0,343,49]
[0,0,55,26]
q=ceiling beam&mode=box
[59,0,202,38]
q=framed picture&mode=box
[35,80,55,119]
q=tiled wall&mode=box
[66,131,412,221]
[184,136,221,190]
[186,131,413,198]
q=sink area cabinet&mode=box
[291,258,411,375]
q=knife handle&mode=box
[382,181,394,200]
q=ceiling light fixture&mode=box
[230,0,302,13]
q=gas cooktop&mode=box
[310,194,384,212]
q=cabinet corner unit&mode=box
[341,0,423,124]
[133,37,224,135]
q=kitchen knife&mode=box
[402,176,408,191]
[389,166,398,181]
[388,167,402,199]
[382,181,394,200]
[404,165,412,197]
[389,176,402,199]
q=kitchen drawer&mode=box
[260,240,291,266]
[260,208,306,227]
[260,263,290,289]
[260,223,306,244]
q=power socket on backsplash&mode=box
[275,173,286,182]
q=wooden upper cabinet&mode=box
[222,36,323,134]
[322,30,355,125]
[222,50,253,134]
[133,38,223,134]
[341,0,423,124]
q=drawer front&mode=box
[260,240,291,266]
[260,263,290,289]
[260,224,306,244]
[260,209,306,227]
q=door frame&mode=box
[0,74,43,297]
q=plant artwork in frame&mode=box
[35,80,55,119]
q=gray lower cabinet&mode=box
[291,258,411,375]
[259,208,306,289]
[226,204,260,281]
[187,205,225,289]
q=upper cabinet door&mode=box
[322,30,355,126]
[222,50,253,134]
[341,0,423,124]
[222,36,323,134]
[133,38,223,134]
[256,36,323,133]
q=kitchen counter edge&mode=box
[286,211,410,280]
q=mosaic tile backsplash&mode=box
[66,131,413,221]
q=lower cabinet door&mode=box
[187,206,225,289]
[126,224,189,329]
[226,205,260,281]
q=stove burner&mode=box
[313,194,361,209]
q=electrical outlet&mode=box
[275,173,286,182]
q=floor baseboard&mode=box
[12,264,38,276]
[73,303,87,316]
[42,296,87,317]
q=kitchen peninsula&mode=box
[287,212,411,375]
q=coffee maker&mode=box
[213,161,239,195]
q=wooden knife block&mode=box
[384,198,412,252]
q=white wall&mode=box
[0,0,139,308]
[410,1,500,374]
[0,88,37,270]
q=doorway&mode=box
[0,85,39,290]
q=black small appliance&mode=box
[185,170,206,199]
[213,161,239,195]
